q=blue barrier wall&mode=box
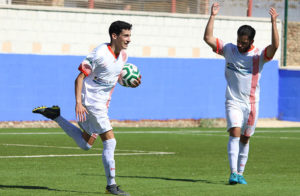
[278,69,300,121]
[0,54,279,121]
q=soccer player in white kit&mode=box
[204,3,279,184]
[33,21,140,195]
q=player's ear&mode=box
[111,33,118,40]
[250,40,254,45]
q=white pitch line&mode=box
[0,132,64,135]
[179,130,300,133]
[0,152,175,159]
[254,136,300,140]
[116,130,225,134]
[255,130,300,133]
[3,143,88,150]
[1,144,151,153]
[187,133,300,140]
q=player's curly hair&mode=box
[109,21,132,39]
[237,25,256,41]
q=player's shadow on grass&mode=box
[0,184,102,194]
[118,175,215,184]
[80,173,218,184]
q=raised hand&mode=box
[269,7,279,22]
[211,2,220,16]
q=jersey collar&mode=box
[247,45,255,52]
[239,45,255,55]
[107,44,119,59]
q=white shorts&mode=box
[78,105,112,135]
[225,100,259,137]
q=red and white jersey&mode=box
[214,38,272,103]
[78,43,128,108]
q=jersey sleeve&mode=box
[78,59,92,76]
[262,47,273,62]
[213,38,225,56]
[78,47,104,76]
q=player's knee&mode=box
[229,127,241,137]
[240,135,250,144]
[103,138,116,150]
[82,131,97,146]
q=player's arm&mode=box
[75,63,90,122]
[265,7,279,60]
[203,2,220,51]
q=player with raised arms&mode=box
[33,20,141,195]
[203,3,279,184]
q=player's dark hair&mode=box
[109,21,132,39]
[237,25,256,41]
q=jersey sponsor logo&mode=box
[226,62,252,74]
[93,76,115,86]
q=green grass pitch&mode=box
[0,127,300,196]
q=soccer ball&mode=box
[118,63,141,87]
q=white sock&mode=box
[228,136,240,174]
[238,141,250,175]
[54,116,91,150]
[102,138,116,186]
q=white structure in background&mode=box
[0,0,11,4]
[0,5,281,62]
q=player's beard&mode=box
[238,44,251,53]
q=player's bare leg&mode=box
[229,127,241,137]
[100,130,129,195]
[82,131,97,146]
[100,130,115,141]
[228,127,241,184]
